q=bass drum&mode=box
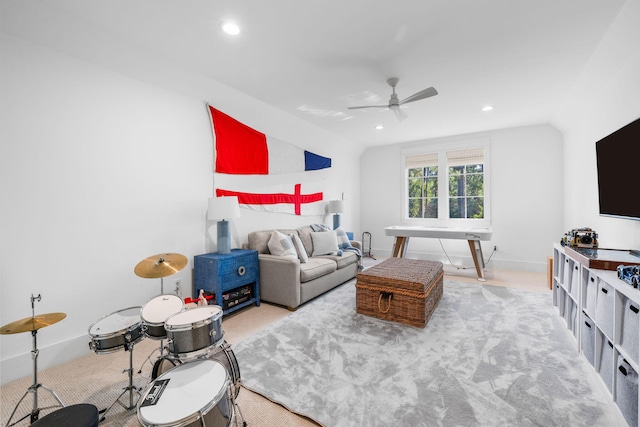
[138,359,231,427]
[152,340,241,398]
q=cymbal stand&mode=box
[99,341,141,422]
[5,294,64,427]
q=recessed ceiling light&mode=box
[375,125,384,130]
[221,22,240,35]
[482,105,494,112]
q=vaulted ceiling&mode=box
[1,0,626,146]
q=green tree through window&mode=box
[408,166,438,218]
[449,164,484,218]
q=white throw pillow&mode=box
[311,231,339,256]
[268,230,297,258]
[289,234,309,263]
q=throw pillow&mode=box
[268,230,297,259]
[289,234,309,263]
[311,231,339,256]
[335,226,351,249]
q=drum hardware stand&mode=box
[99,340,141,422]
[4,294,65,427]
[230,386,247,427]
[137,342,161,375]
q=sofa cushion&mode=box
[295,226,314,257]
[300,258,337,282]
[311,231,339,256]
[289,234,309,263]
[268,230,297,259]
[317,251,358,269]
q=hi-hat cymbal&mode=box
[0,312,67,335]
[134,253,187,279]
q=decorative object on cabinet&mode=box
[618,265,640,288]
[560,227,599,248]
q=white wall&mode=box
[553,0,640,250]
[0,35,360,384]
[360,124,564,272]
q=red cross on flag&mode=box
[215,183,325,216]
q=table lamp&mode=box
[328,200,345,230]
[208,196,241,254]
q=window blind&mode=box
[405,153,438,169]
[446,148,484,166]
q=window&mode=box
[403,144,489,225]
[447,148,484,219]
[407,153,438,219]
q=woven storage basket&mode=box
[356,258,443,328]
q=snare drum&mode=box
[88,307,143,354]
[165,306,224,359]
[141,294,184,340]
[137,359,231,427]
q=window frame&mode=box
[401,139,491,228]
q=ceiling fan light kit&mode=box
[348,77,438,121]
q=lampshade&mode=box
[208,196,241,221]
[328,200,345,214]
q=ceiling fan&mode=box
[348,77,438,121]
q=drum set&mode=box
[85,253,245,426]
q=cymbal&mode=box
[0,312,66,335]
[134,253,187,279]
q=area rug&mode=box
[233,281,623,427]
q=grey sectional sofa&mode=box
[246,225,360,310]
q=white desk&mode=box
[384,226,493,281]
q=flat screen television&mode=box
[595,116,640,220]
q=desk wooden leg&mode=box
[468,240,487,281]
[392,236,409,257]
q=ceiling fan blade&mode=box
[348,104,389,110]
[392,107,408,121]
[400,87,438,105]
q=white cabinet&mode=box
[553,243,640,427]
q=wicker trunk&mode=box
[356,258,443,328]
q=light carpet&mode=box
[234,280,624,427]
